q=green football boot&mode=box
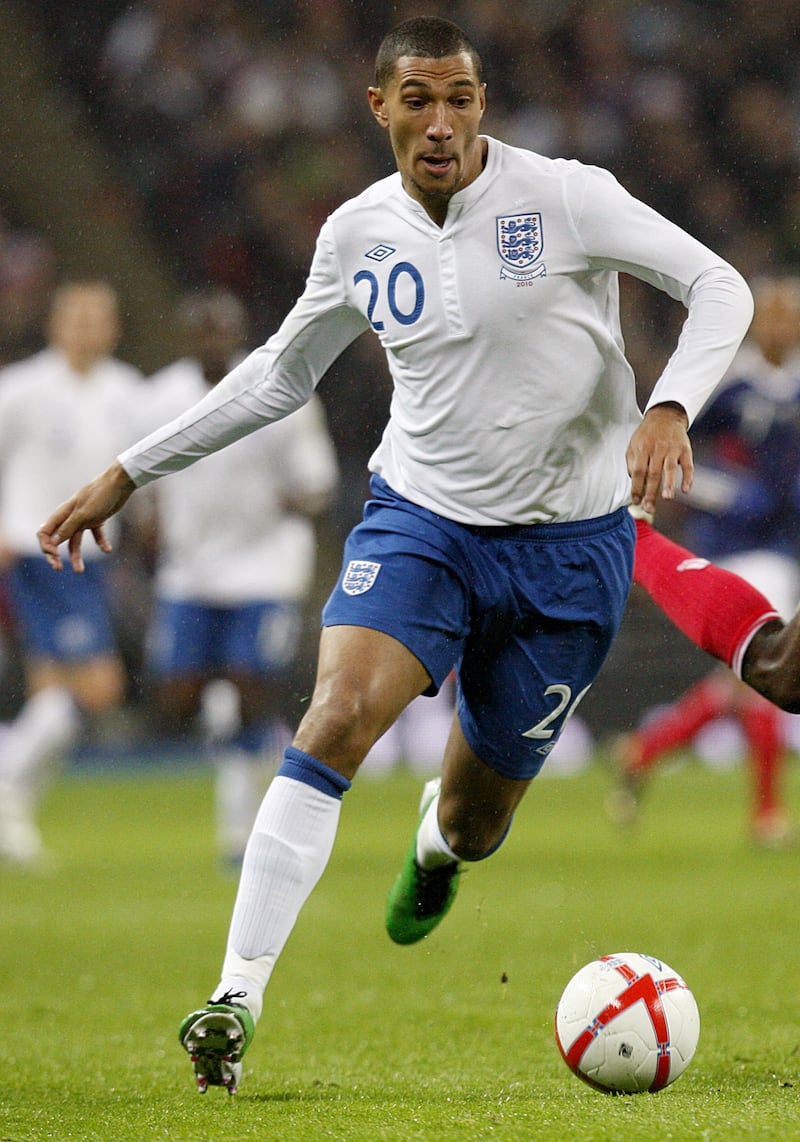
[179,992,255,1095]
[386,778,461,945]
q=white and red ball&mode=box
[554,952,700,1094]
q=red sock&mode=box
[738,695,783,819]
[633,519,780,672]
[631,674,731,772]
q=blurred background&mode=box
[2,0,800,768]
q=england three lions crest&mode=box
[342,559,381,596]
[496,212,546,281]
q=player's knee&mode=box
[295,684,385,768]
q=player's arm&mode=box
[37,460,136,572]
[626,401,693,515]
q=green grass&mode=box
[1,756,798,1141]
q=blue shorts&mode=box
[5,556,117,660]
[147,598,302,677]
[322,477,635,779]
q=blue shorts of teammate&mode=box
[5,556,117,660]
[147,598,302,677]
[322,476,635,780]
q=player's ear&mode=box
[367,87,389,128]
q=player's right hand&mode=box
[37,461,136,572]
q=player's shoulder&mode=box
[724,343,800,401]
[324,172,403,228]
[485,138,624,220]
[490,136,610,184]
[105,356,145,386]
[0,348,59,404]
[145,357,206,411]
[147,356,202,390]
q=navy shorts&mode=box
[322,477,635,779]
[5,556,117,660]
[147,599,302,677]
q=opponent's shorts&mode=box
[5,556,117,660]
[147,598,302,677]
[322,476,635,780]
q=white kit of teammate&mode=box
[0,345,141,558]
[0,284,143,864]
[145,362,337,609]
[143,335,339,864]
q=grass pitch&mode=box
[0,755,798,1141]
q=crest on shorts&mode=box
[342,559,381,595]
[496,212,546,281]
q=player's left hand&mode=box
[626,402,693,516]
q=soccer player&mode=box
[0,281,143,864]
[142,288,338,866]
[611,277,800,844]
[37,18,753,1092]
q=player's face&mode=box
[368,53,486,226]
[48,285,121,370]
[194,316,244,383]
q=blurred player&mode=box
[612,277,800,844]
[142,289,338,865]
[37,18,752,1094]
[0,281,142,864]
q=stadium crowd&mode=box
[34,0,800,397]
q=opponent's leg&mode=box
[741,615,800,714]
[738,690,794,846]
[608,671,733,825]
[632,517,780,675]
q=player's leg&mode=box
[180,486,474,1091]
[0,558,122,864]
[619,670,736,779]
[634,514,800,712]
[210,601,303,867]
[400,673,457,777]
[632,517,787,692]
[607,668,735,825]
[736,685,793,845]
[385,712,531,945]
[386,507,635,945]
[740,616,800,713]
[181,622,434,1091]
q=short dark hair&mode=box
[374,16,482,88]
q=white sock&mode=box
[415,793,459,870]
[212,773,343,1022]
[213,749,261,862]
[0,686,80,794]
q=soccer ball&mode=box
[554,952,700,1094]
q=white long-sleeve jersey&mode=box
[120,137,753,527]
[0,347,144,556]
[143,358,339,603]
